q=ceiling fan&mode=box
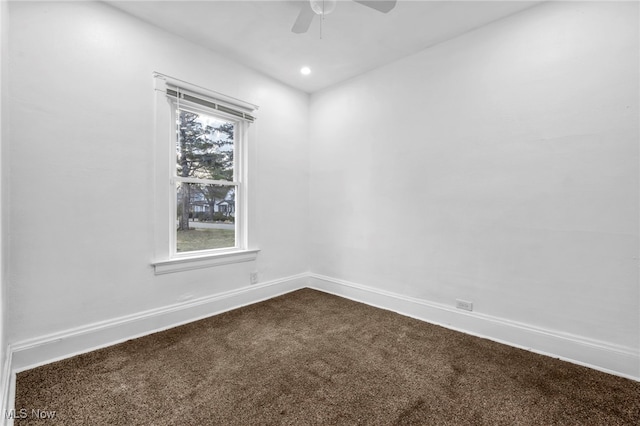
[292,0,397,34]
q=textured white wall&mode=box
[6,1,309,343]
[309,1,638,349]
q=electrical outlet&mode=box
[455,299,473,311]
[250,272,259,285]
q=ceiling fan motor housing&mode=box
[310,0,337,15]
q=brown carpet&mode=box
[14,288,640,425]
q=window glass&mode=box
[176,108,235,182]
[176,182,236,252]
[174,107,238,253]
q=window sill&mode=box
[152,249,260,275]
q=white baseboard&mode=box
[308,273,640,381]
[1,350,13,426]
[10,273,308,373]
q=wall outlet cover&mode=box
[455,299,473,311]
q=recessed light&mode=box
[300,66,311,75]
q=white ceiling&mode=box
[107,0,541,93]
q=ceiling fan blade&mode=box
[291,2,316,34]
[352,0,397,13]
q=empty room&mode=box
[0,0,638,424]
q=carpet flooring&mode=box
[14,288,640,425]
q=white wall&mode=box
[6,1,309,345]
[0,0,8,412]
[310,0,638,368]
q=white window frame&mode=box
[151,73,259,274]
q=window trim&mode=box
[152,249,260,275]
[152,73,259,274]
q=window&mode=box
[174,109,237,253]
[152,73,259,274]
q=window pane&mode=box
[176,109,234,181]
[176,182,236,252]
